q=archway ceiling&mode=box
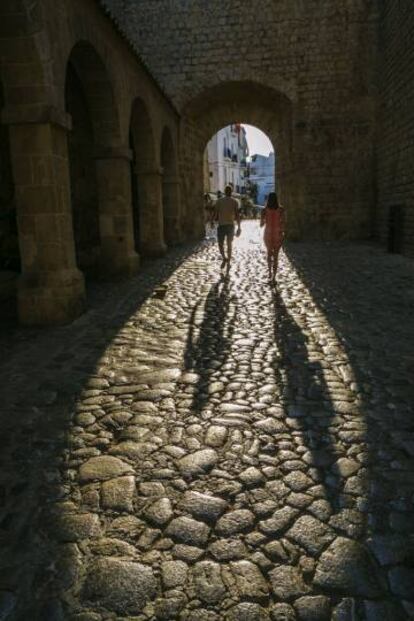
[182,81,292,147]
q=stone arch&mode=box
[180,80,297,239]
[129,98,166,256]
[66,40,121,148]
[65,40,122,274]
[160,126,182,246]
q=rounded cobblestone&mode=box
[1,226,413,617]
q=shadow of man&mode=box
[184,276,237,416]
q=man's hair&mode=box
[224,185,232,196]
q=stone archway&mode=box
[180,81,296,240]
[65,41,138,278]
[130,98,166,257]
[161,127,182,246]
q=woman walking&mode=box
[260,192,285,283]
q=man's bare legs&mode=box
[226,237,233,273]
[218,234,234,272]
[218,239,227,269]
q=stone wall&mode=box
[103,0,379,241]
[376,2,414,257]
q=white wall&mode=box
[205,125,249,194]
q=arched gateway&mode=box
[179,81,295,240]
[1,0,411,325]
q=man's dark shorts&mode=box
[217,224,235,243]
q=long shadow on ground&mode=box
[184,275,237,415]
[272,287,342,509]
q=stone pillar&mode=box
[95,147,140,277]
[181,151,205,241]
[3,105,85,325]
[136,165,167,257]
[162,174,183,246]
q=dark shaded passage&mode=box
[284,243,414,619]
[65,61,101,274]
[129,129,141,252]
[0,76,19,322]
[0,243,198,620]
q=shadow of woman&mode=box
[183,275,237,416]
[279,244,414,616]
[271,286,348,512]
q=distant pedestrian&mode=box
[260,191,285,283]
[214,185,241,272]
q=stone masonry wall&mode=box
[102,0,379,241]
[376,2,414,257]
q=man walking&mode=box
[214,185,241,271]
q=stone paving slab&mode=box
[0,222,414,620]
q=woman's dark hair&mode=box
[266,192,279,210]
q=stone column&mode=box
[181,151,205,241]
[162,174,183,246]
[136,165,167,257]
[95,147,140,277]
[3,105,85,325]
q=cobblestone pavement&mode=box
[1,222,414,621]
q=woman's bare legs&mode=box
[272,248,280,282]
[267,250,273,280]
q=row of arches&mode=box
[0,38,182,323]
[65,41,181,273]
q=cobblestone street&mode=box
[1,222,414,620]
